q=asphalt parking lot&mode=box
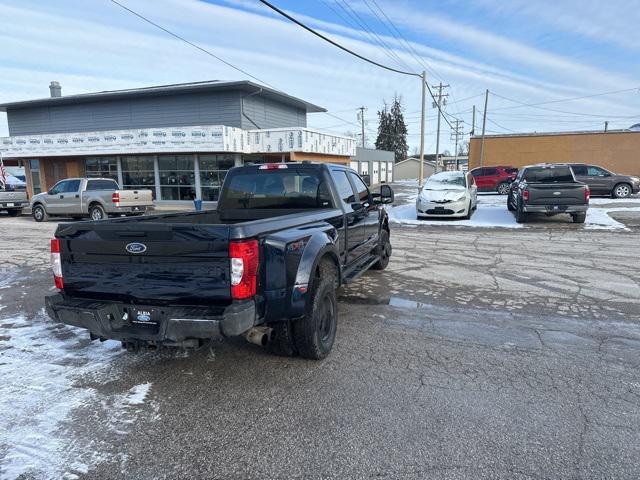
[1,187,640,479]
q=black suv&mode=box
[569,164,640,198]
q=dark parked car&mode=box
[508,164,590,224]
[45,162,394,360]
[469,166,518,194]
[568,164,640,198]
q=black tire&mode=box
[515,201,528,224]
[507,195,515,211]
[294,260,338,360]
[7,209,21,217]
[612,183,632,199]
[371,229,391,270]
[89,204,106,221]
[497,182,510,195]
[32,204,48,222]
[572,212,586,224]
[268,320,298,357]
[463,200,473,220]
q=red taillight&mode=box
[112,192,120,204]
[522,189,529,202]
[229,239,259,300]
[585,186,590,202]
[51,238,64,289]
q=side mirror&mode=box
[380,184,394,204]
[361,174,371,186]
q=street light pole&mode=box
[419,70,426,187]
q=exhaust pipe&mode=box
[243,326,275,347]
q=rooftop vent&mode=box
[49,81,62,98]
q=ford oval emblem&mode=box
[126,242,147,254]
[136,313,151,322]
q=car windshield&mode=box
[523,167,574,183]
[221,168,333,209]
[424,172,466,190]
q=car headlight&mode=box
[452,193,466,202]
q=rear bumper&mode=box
[109,205,149,214]
[0,201,28,209]
[523,204,588,214]
[45,293,256,346]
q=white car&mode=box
[416,171,478,219]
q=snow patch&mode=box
[388,203,523,229]
[126,383,152,406]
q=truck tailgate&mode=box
[527,183,586,205]
[115,189,153,207]
[57,222,231,304]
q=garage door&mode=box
[372,162,379,185]
[380,162,387,183]
[360,162,369,175]
[350,161,358,171]
[387,162,393,182]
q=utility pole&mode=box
[450,119,464,171]
[432,82,449,174]
[419,71,427,187]
[357,106,367,148]
[479,89,489,168]
[471,105,476,136]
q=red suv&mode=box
[470,166,518,194]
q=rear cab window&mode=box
[523,166,575,183]
[220,166,333,209]
[87,179,119,191]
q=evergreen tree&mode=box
[374,95,408,162]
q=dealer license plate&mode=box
[5,203,14,207]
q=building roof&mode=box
[0,80,327,113]
[470,129,638,140]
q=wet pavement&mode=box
[1,193,640,479]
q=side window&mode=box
[49,181,68,195]
[349,172,370,203]
[64,180,81,193]
[484,168,498,176]
[471,168,483,177]
[331,170,356,204]
[571,165,588,176]
[587,166,606,176]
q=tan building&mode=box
[469,130,640,175]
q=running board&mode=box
[343,256,380,284]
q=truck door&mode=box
[329,169,366,266]
[61,179,82,215]
[349,171,379,252]
[43,180,69,214]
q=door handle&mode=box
[59,195,64,199]
[75,195,79,198]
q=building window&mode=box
[29,159,42,194]
[121,155,155,190]
[159,155,195,201]
[199,154,234,201]
[85,156,118,181]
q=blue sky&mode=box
[0,0,638,153]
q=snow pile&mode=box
[0,307,122,479]
[388,202,522,228]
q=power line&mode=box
[110,0,275,88]
[258,0,419,77]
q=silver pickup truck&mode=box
[0,188,29,216]
[31,178,153,222]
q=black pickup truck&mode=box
[507,164,590,224]
[45,162,394,359]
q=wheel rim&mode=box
[91,209,102,220]
[318,293,335,343]
[34,207,43,220]
[498,183,509,194]
[616,185,630,198]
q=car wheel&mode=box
[32,204,48,222]
[294,259,338,360]
[515,201,528,223]
[497,182,510,195]
[463,200,473,220]
[572,212,586,223]
[89,204,106,221]
[613,183,632,199]
[7,209,21,217]
[371,229,391,270]
[507,195,515,211]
